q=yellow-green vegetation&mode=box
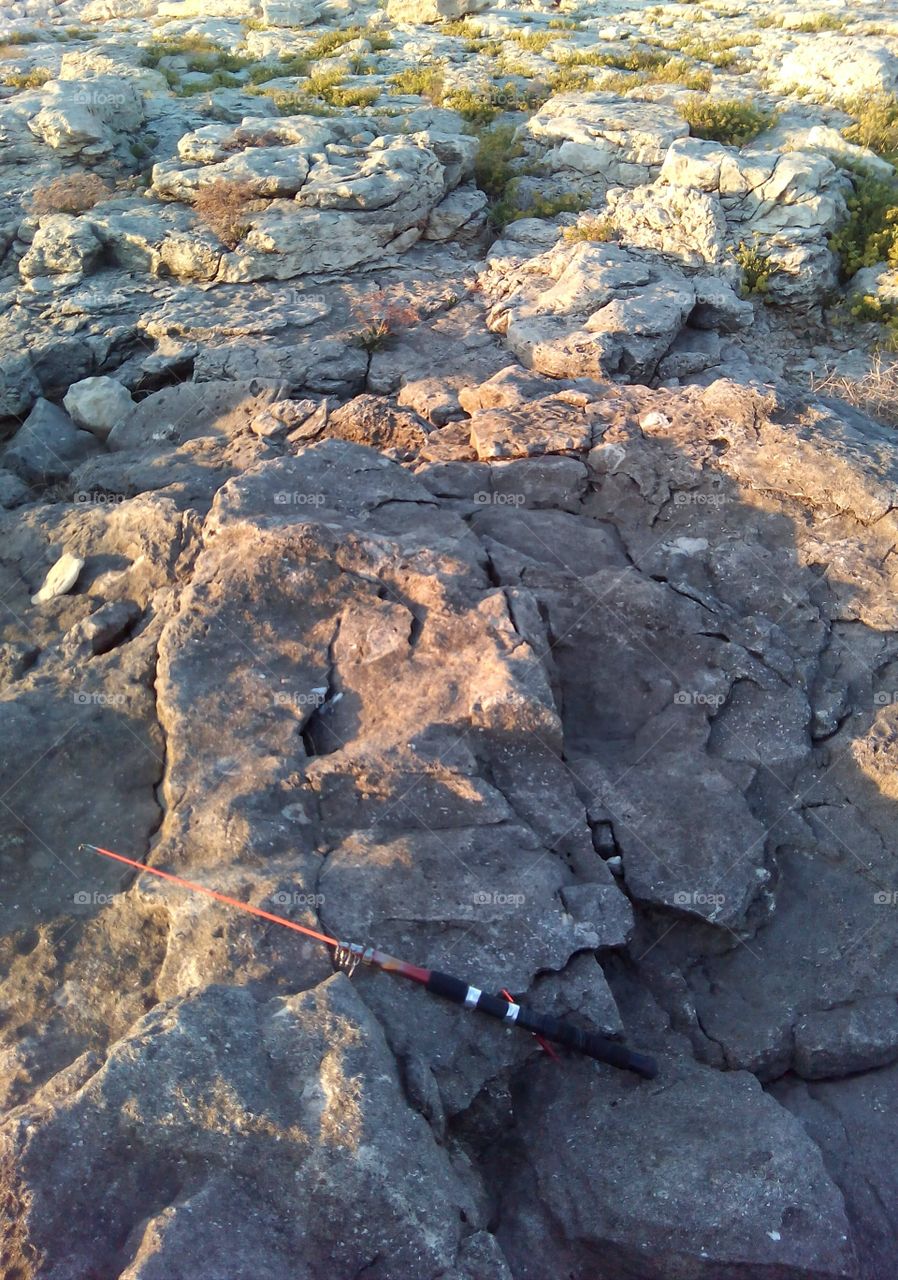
[246,55,310,84]
[734,239,778,297]
[327,83,379,108]
[683,97,775,146]
[842,94,898,162]
[791,14,844,31]
[508,28,571,53]
[388,64,445,100]
[562,215,617,242]
[2,66,52,88]
[142,34,251,73]
[445,81,542,122]
[671,36,745,68]
[546,65,594,94]
[600,58,712,94]
[311,25,392,56]
[4,30,40,44]
[388,66,539,121]
[830,172,898,278]
[472,122,525,226]
[558,46,667,71]
[439,18,483,37]
[517,191,590,219]
[849,297,898,353]
[473,123,523,201]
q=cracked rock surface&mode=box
[2,0,898,1276]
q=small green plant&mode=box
[674,36,745,68]
[3,65,52,88]
[791,14,844,31]
[563,215,617,242]
[508,28,569,53]
[388,64,445,101]
[4,31,40,45]
[546,65,594,94]
[304,25,389,59]
[517,191,590,220]
[829,172,898,278]
[327,83,379,108]
[682,97,775,146]
[842,93,898,161]
[246,55,310,84]
[734,239,778,298]
[443,80,541,123]
[351,291,420,352]
[439,17,482,36]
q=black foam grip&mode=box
[426,970,469,1004]
[516,1006,658,1079]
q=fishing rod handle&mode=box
[425,970,658,1079]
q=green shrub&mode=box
[842,93,898,161]
[829,173,898,278]
[546,65,594,94]
[388,65,445,101]
[563,215,616,242]
[3,65,52,88]
[443,80,540,122]
[509,28,570,52]
[682,97,775,146]
[246,55,309,84]
[674,36,745,68]
[473,123,522,200]
[791,14,844,31]
[327,83,379,108]
[439,18,482,36]
[734,239,779,297]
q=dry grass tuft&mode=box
[810,354,898,428]
[32,172,112,215]
[193,179,259,248]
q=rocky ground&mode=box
[2,0,898,1276]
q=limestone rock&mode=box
[19,215,104,281]
[63,377,135,441]
[3,399,100,486]
[386,0,489,22]
[524,92,689,190]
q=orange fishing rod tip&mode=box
[79,842,339,949]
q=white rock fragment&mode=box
[31,554,85,605]
[64,377,135,441]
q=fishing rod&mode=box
[79,843,658,1079]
